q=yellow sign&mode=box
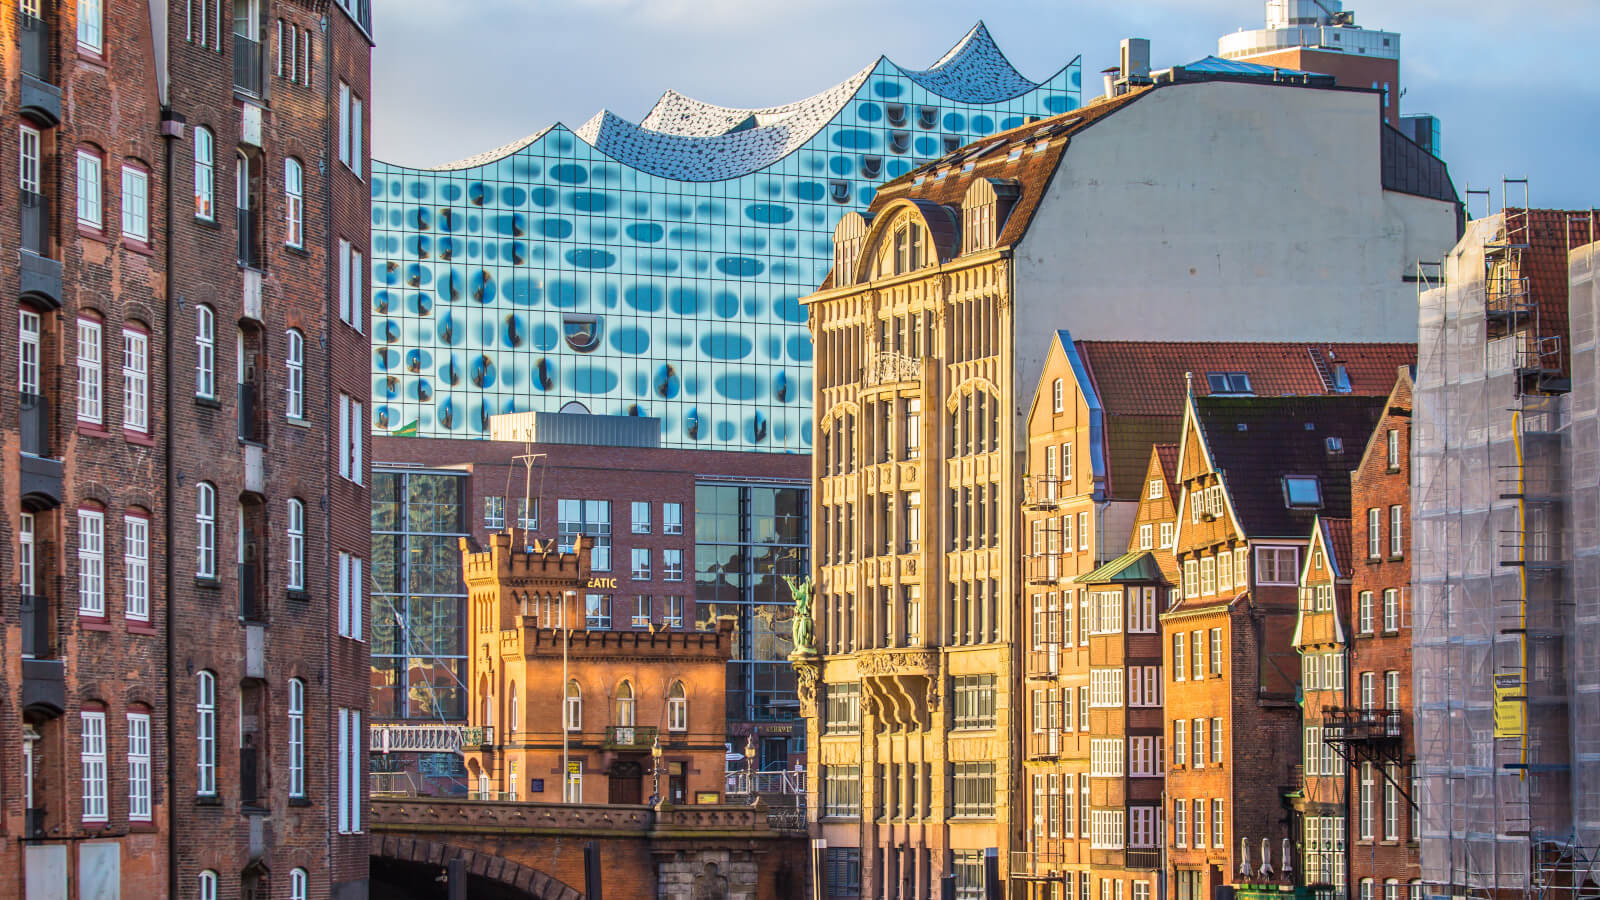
[586,577,616,590]
[1494,673,1525,739]
[567,761,581,774]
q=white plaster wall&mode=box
[1010,79,1459,409]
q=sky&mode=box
[372,0,1599,212]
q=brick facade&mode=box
[2,1,373,897]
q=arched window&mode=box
[196,671,216,795]
[284,158,303,248]
[289,868,308,900]
[193,127,214,220]
[509,682,519,735]
[288,677,305,799]
[285,328,304,419]
[615,681,635,727]
[198,870,218,900]
[286,498,305,591]
[667,681,687,733]
[564,681,581,731]
[194,304,214,399]
[195,482,216,578]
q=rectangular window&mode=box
[1192,629,1204,680]
[1160,521,1175,549]
[662,502,683,534]
[336,240,363,333]
[1359,591,1375,633]
[1130,736,1161,776]
[81,710,107,822]
[1175,798,1187,847]
[124,514,149,621]
[950,761,996,817]
[1194,798,1207,847]
[1369,507,1382,558]
[1214,798,1225,848]
[338,708,361,832]
[122,329,148,433]
[483,496,505,530]
[1383,588,1400,631]
[78,509,104,615]
[1193,717,1207,768]
[824,848,861,897]
[338,394,363,483]
[1256,546,1299,584]
[663,548,684,581]
[631,547,650,581]
[631,501,650,534]
[287,499,305,591]
[1090,668,1124,707]
[77,318,103,424]
[1173,632,1186,681]
[664,595,684,629]
[1090,738,1125,776]
[1361,763,1375,839]
[559,499,612,571]
[77,0,103,50]
[822,765,862,818]
[631,595,651,628]
[823,684,861,734]
[1388,428,1401,469]
[194,305,215,399]
[1218,549,1233,592]
[128,711,151,821]
[1210,627,1222,674]
[516,497,537,530]
[584,593,612,629]
[121,166,149,240]
[1174,719,1187,766]
[1090,808,1127,849]
[1078,685,1089,731]
[337,552,363,639]
[76,150,102,227]
[1213,716,1223,763]
[1200,555,1215,596]
[953,674,997,729]
[1390,505,1403,556]
[1078,510,1089,550]
[1139,522,1153,550]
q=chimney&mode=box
[1101,67,1118,99]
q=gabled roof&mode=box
[1153,443,1179,497]
[1318,517,1352,580]
[1077,341,1415,499]
[1191,395,1387,539]
[1078,550,1167,586]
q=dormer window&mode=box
[965,202,995,254]
[1283,475,1322,509]
[1206,372,1253,395]
[893,221,922,275]
[1331,363,1352,393]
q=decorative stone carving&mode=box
[789,650,820,718]
[865,350,923,386]
[856,648,938,676]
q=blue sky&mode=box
[373,0,1598,211]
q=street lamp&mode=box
[650,734,663,806]
[745,732,758,794]
[561,589,575,803]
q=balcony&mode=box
[18,12,62,124]
[1322,706,1404,743]
[1027,643,1063,679]
[1010,849,1069,878]
[604,725,657,750]
[238,562,261,621]
[1025,552,1067,586]
[1124,848,1161,870]
[1027,728,1065,759]
[20,592,64,717]
[232,34,263,95]
[19,191,62,308]
[21,593,50,657]
[1024,476,1067,510]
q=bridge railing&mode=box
[724,770,806,797]
[369,723,494,755]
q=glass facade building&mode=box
[371,469,470,721]
[367,25,1081,452]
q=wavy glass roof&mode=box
[370,24,1081,450]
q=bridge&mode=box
[368,795,808,900]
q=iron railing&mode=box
[21,190,49,256]
[238,562,260,621]
[237,204,260,269]
[20,392,49,457]
[21,593,49,657]
[1026,643,1063,679]
[1124,848,1161,870]
[604,725,657,749]
[1321,707,1405,741]
[725,770,806,796]
[1027,728,1065,759]
[232,34,262,95]
[19,11,49,80]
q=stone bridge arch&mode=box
[372,834,582,900]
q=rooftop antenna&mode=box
[511,425,547,551]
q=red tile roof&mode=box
[1320,517,1352,577]
[1503,209,1598,379]
[1154,443,1179,496]
[1077,341,1415,498]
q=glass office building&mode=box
[368,24,1081,452]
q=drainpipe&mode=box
[158,103,184,900]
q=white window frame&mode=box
[195,304,215,398]
[77,317,103,424]
[564,681,582,731]
[289,677,305,799]
[339,394,363,483]
[128,710,152,821]
[337,552,364,640]
[20,124,42,195]
[122,328,149,433]
[285,328,304,419]
[77,0,103,50]
[1383,588,1400,631]
[75,150,102,227]
[287,498,305,591]
[195,481,216,578]
[285,157,304,247]
[663,502,684,534]
[290,869,308,900]
[194,127,215,220]
[1139,523,1153,550]
[20,309,41,401]
[667,682,688,732]
[124,513,149,621]
[631,500,651,534]
[78,508,104,615]
[1052,378,1063,413]
[1387,428,1400,469]
[121,165,149,240]
[337,707,362,833]
[1390,505,1404,556]
[1368,507,1382,558]
[1174,719,1187,766]
[631,547,651,581]
[196,671,216,795]
[81,710,107,822]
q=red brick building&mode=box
[1342,370,1420,899]
[1163,393,1386,900]
[1292,516,1353,897]
[1,2,373,897]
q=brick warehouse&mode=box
[1,1,373,898]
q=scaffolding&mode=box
[1414,188,1600,900]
